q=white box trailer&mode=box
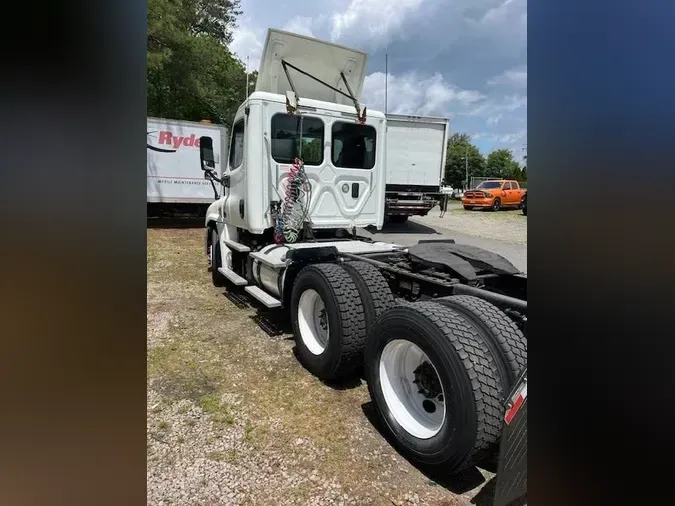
[384,114,449,221]
[147,117,228,204]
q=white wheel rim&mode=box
[297,289,329,355]
[379,339,446,439]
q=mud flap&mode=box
[493,369,527,506]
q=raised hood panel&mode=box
[255,29,368,106]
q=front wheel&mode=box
[207,228,226,286]
[365,302,504,472]
[463,205,472,211]
[490,198,501,211]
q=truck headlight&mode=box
[483,192,492,198]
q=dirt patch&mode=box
[147,228,493,505]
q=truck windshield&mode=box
[476,181,502,189]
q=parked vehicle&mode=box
[147,117,228,215]
[198,29,526,504]
[384,114,449,222]
[521,191,527,216]
[462,179,526,211]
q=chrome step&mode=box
[245,286,281,308]
[218,267,247,286]
[249,251,287,269]
[225,239,250,253]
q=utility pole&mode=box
[384,53,388,114]
[465,145,469,189]
[245,56,250,100]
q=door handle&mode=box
[351,183,360,198]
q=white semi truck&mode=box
[198,29,527,504]
[384,114,449,222]
[147,117,228,216]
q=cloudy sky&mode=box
[230,0,526,160]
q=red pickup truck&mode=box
[462,179,526,211]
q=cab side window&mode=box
[332,122,376,169]
[229,119,245,170]
[503,182,512,190]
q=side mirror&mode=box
[199,136,215,171]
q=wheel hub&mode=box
[379,340,447,439]
[413,361,442,399]
[318,308,327,332]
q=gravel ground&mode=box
[147,228,497,506]
[414,201,527,245]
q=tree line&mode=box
[148,0,256,126]
[443,133,527,189]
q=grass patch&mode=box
[158,420,169,431]
[199,394,235,426]
[208,450,237,463]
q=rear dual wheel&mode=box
[291,262,394,381]
[365,297,526,473]
[365,302,504,472]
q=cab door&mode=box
[223,117,248,228]
[502,181,515,205]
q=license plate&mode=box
[469,201,476,204]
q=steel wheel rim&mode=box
[379,339,446,439]
[297,289,329,355]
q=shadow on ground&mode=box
[147,217,204,229]
[360,401,495,501]
[219,286,364,390]
[364,219,442,236]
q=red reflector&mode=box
[504,383,527,424]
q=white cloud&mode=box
[467,94,527,118]
[230,21,264,71]
[488,65,527,88]
[487,114,502,125]
[282,16,316,37]
[330,0,427,49]
[362,71,484,116]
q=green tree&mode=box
[486,149,522,180]
[444,133,486,188]
[147,0,255,125]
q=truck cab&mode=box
[209,92,386,236]
[202,30,386,257]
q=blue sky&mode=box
[230,0,527,162]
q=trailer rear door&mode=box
[385,114,449,188]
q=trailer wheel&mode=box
[342,261,395,328]
[291,263,367,380]
[208,227,226,287]
[365,302,503,472]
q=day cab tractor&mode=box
[462,179,526,211]
[198,29,527,505]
